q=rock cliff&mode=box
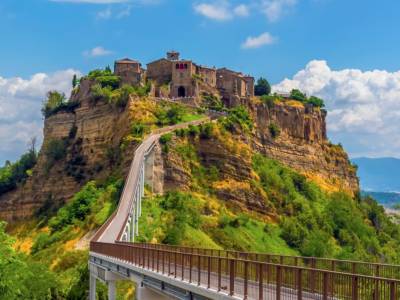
[0,80,132,221]
[0,87,358,221]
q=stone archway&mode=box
[178,86,186,97]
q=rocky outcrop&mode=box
[0,80,133,222]
[251,102,358,194]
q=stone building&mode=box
[114,58,142,86]
[114,51,254,100]
[217,68,254,98]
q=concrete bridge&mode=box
[89,118,400,300]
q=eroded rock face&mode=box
[251,102,358,194]
[162,101,359,216]
[0,84,132,222]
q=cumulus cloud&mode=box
[194,1,250,21]
[0,69,80,164]
[261,0,297,22]
[273,60,400,157]
[242,32,276,49]
[83,46,113,57]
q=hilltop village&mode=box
[114,51,255,105]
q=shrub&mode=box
[0,148,37,195]
[306,96,325,108]
[199,123,214,139]
[260,95,276,108]
[48,181,101,232]
[255,77,271,96]
[188,125,200,136]
[268,123,281,139]
[222,106,253,132]
[290,89,307,102]
[159,133,173,144]
[202,93,224,111]
[131,123,147,138]
[45,139,66,164]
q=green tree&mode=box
[41,91,66,117]
[72,74,78,89]
[290,89,307,102]
[254,77,271,96]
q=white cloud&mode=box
[233,4,249,17]
[96,4,132,19]
[194,1,249,21]
[273,60,400,157]
[241,32,276,49]
[0,69,80,164]
[83,46,113,57]
[261,0,297,22]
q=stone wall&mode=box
[146,59,173,85]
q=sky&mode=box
[0,0,400,164]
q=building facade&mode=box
[114,51,254,100]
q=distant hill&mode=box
[361,191,400,208]
[352,157,400,192]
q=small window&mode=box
[180,63,184,69]
[184,64,188,69]
[176,64,179,69]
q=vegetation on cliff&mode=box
[0,144,37,196]
[137,111,400,263]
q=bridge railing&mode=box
[127,242,400,280]
[90,241,400,300]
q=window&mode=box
[176,64,179,69]
[184,64,188,69]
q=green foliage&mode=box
[0,147,37,195]
[41,91,79,118]
[159,133,173,144]
[156,104,185,125]
[131,123,148,139]
[72,74,78,89]
[201,93,224,111]
[268,123,281,139]
[44,139,67,170]
[48,181,102,232]
[290,89,307,102]
[253,154,400,262]
[0,222,57,299]
[307,96,325,108]
[290,89,325,108]
[87,68,120,89]
[255,77,271,96]
[260,95,278,108]
[199,123,214,139]
[221,105,253,133]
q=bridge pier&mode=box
[89,273,96,300]
[107,280,116,300]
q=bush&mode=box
[156,104,185,125]
[49,181,101,232]
[202,93,224,111]
[260,95,276,108]
[290,89,307,102]
[255,77,271,96]
[159,133,173,144]
[222,106,253,132]
[41,91,80,118]
[199,123,214,139]
[268,123,281,139]
[188,125,200,136]
[306,96,325,108]
[0,148,37,195]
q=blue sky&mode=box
[1,0,400,163]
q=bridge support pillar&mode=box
[107,280,116,300]
[89,273,96,300]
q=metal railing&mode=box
[130,243,400,280]
[91,241,400,300]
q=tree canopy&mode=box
[255,77,271,96]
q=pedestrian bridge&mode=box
[89,118,400,300]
